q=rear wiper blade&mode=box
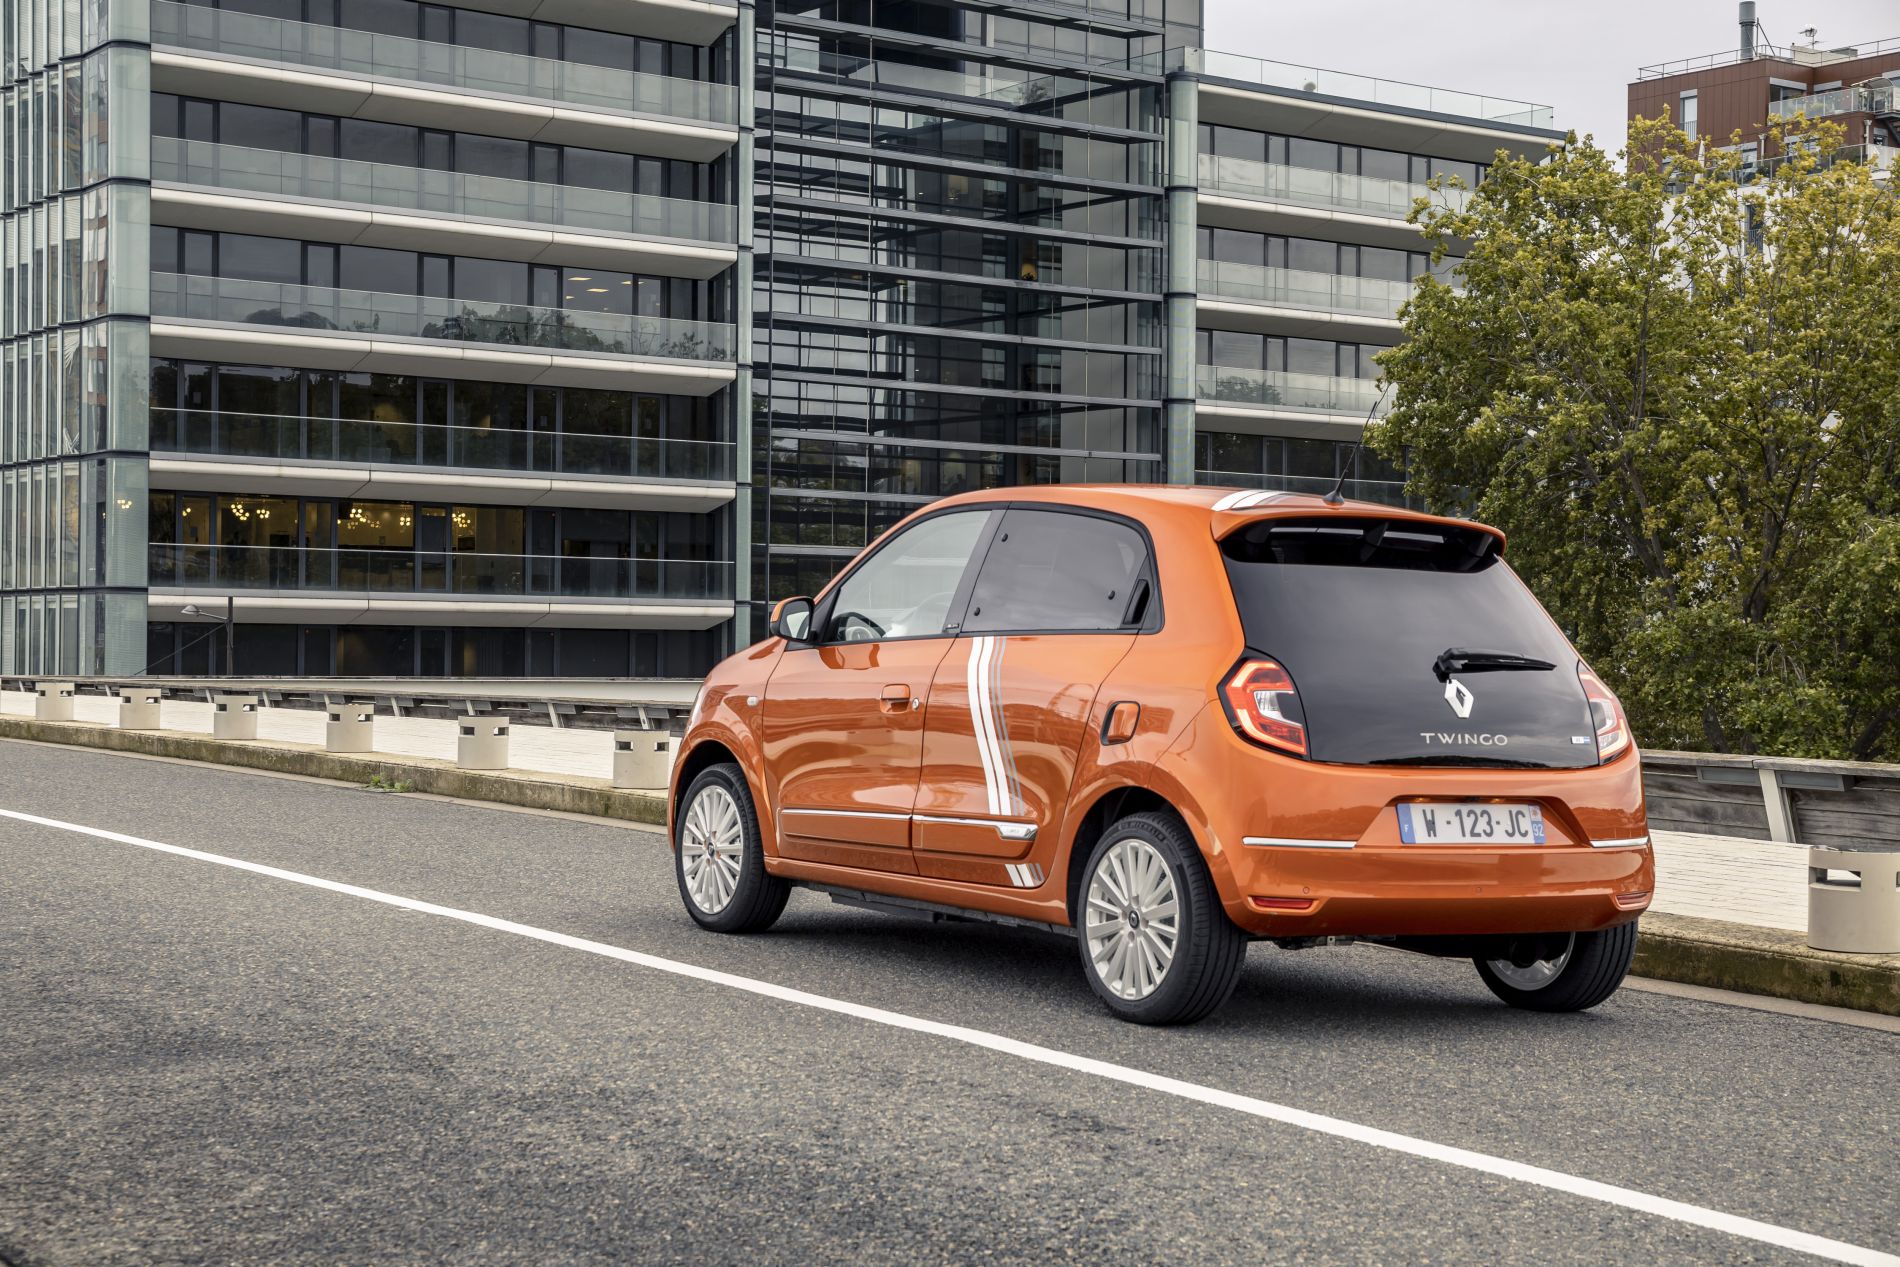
[1433,647,1557,681]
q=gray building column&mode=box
[730,0,757,646]
[1163,73,1199,486]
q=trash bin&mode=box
[612,731,674,789]
[457,717,509,770]
[212,693,259,741]
[33,681,76,722]
[325,703,375,753]
[117,689,163,731]
[1808,844,1900,954]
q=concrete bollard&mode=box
[212,693,259,741]
[33,681,76,722]
[612,731,675,789]
[117,688,163,731]
[325,702,375,753]
[1808,844,1900,954]
[457,716,510,770]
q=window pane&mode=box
[220,233,302,284]
[964,509,1147,633]
[219,102,302,152]
[823,510,988,641]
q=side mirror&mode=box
[769,596,815,643]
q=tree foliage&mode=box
[1371,118,1900,759]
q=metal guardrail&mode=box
[3,676,698,732]
[1641,750,1900,851]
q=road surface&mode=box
[3,740,1896,1266]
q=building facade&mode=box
[1,0,1555,680]
[1629,5,1900,170]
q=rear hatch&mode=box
[1220,514,1599,769]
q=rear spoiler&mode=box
[1209,493,1509,556]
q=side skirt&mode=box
[794,881,1076,939]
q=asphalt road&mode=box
[3,739,1897,1267]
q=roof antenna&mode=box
[1322,381,1394,506]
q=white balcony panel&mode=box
[149,456,736,512]
[152,188,736,279]
[150,592,736,629]
[1196,297,1402,341]
[151,51,738,161]
[151,322,736,396]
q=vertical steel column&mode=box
[730,0,757,647]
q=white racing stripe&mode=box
[4,804,1895,1267]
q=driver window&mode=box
[824,511,988,643]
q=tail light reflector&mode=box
[1222,658,1308,757]
[1577,664,1631,762]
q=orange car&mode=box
[669,486,1653,1024]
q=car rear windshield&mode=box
[1221,516,1596,768]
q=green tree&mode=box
[1372,117,1900,759]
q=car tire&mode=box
[675,763,790,934]
[1472,922,1637,1012]
[1076,812,1248,1025]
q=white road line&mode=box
[4,804,1894,1267]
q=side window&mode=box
[824,510,989,643]
[964,509,1149,634]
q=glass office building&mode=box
[1,0,1557,678]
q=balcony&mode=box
[151,0,737,157]
[150,544,731,602]
[153,139,737,272]
[152,272,734,387]
[151,408,733,486]
[1195,469,1413,508]
[1197,259,1412,323]
[1199,154,1469,223]
[1196,365,1388,417]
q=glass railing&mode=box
[150,407,734,482]
[152,273,736,362]
[149,544,731,600]
[1196,365,1389,415]
[1197,260,1413,319]
[152,0,736,125]
[1195,469,1414,508]
[1148,47,1552,128]
[153,139,738,244]
[1198,154,1470,219]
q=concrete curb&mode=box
[9,716,1898,1016]
[0,716,668,828]
[1631,912,1900,1017]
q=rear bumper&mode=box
[1221,840,1653,937]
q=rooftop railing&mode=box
[1198,153,1470,220]
[149,544,732,601]
[1196,364,1389,415]
[152,273,737,363]
[152,0,736,125]
[153,139,738,244]
[150,407,734,483]
[1147,47,1552,128]
[1639,36,1900,79]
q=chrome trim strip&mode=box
[780,807,910,821]
[914,813,1038,842]
[1590,835,1651,849]
[1242,835,1357,849]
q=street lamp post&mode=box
[180,598,236,675]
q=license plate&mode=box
[1396,802,1546,845]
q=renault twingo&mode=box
[670,487,1653,1025]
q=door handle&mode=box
[880,684,914,712]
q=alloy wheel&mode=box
[1485,934,1576,991]
[1084,836,1181,1001]
[681,784,745,915]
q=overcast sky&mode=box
[1202,0,1900,154]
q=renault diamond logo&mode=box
[1444,678,1475,718]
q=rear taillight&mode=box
[1221,658,1308,757]
[1577,664,1631,762]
